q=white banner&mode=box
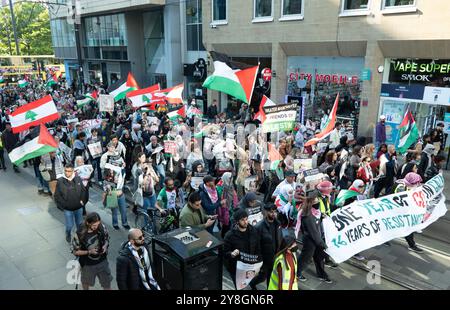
[323,174,446,263]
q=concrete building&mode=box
[49,0,207,100]
[202,0,450,146]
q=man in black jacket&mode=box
[223,208,262,289]
[54,163,87,242]
[116,229,160,290]
[1,122,20,172]
[253,203,282,289]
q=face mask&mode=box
[312,203,320,210]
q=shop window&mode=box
[340,0,371,16]
[253,0,274,22]
[280,0,304,21]
[212,0,227,25]
[382,0,417,14]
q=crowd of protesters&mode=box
[0,78,447,291]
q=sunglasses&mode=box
[134,235,144,240]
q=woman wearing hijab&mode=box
[217,172,239,237]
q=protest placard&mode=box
[294,158,312,173]
[190,177,204,190]
[247,206,263,226]
[323,174,446,263]
[262,103,297,133]
[236,253,263,290]
[99,95,114,113]
[164,141,178,154]
[87,141,103,159]
[244,176,258,193]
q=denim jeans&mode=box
[154,164,166,188]
[143,195,157,229]
[112,194,128,227]
[64,208,84,236]
[33,165,50,192]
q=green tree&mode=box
[0,2,53,55]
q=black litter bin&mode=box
[152,227,224,290]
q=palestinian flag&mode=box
[18,79,29,88]
[268,143,283,170]
[77,90,98,108]
[167,106,186,120]
[46,75,58,87]
[305,93,339,147]
[8,125,58,165]
[126,84,161,109]
[107,73,139,102]
[162,84,184,105]
[9,95,60,133]
[335,189,360,207]
[203,51,258,104]
[187,106,203,119]
[397,109,419,154]
[254,95,276,123]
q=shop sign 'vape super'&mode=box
[389,59,450,85]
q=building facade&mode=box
[202,0,450,144]
[49,0,207,101]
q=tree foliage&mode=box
[0,2,53,55]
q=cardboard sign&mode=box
[99,95,114,112]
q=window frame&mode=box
[252,0,274,23]
[339,0,372,17]
[280,0,305,21]
[211,0,228,26]
[381,0,417,14]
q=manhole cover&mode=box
[16,207,42,216]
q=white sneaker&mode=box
[416,230,423,234]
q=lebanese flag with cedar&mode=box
[9,95,60,133]
[305,93,339,147]
[126,84,161,109]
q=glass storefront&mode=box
[380,58,450,167]
[287,56,364,133]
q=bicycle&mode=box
[134,207,160,245]
[158,207,180,234]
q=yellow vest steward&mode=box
[268,253,298,290]
[319,197,331,216]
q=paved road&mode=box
[0,160,449,290]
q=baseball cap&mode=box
[380,115,386,120]
[285,170,296,177]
